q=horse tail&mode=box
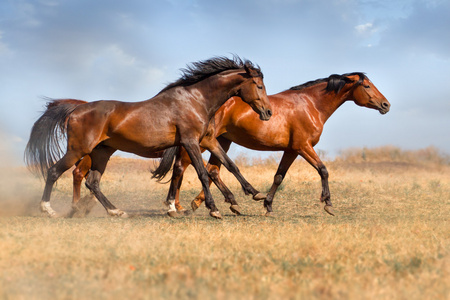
[24,99,86,180]
[151,146,179,182]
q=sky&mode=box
[0,0,449,165]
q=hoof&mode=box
[209,211,222,219]
[45,211,58,218]
[167,211,179,218]
[265,211,273,217]
[324,205,335,216]
[119,211,129,218]
[175,204,185,212]
[191,200,201,212]
[108,209,128,218]
[253,192,267,201]
[229,205,241,215]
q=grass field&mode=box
[0,146,449,299]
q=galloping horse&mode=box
[41,99,212,218]
[158,72,390,216]
[25,56,272,219]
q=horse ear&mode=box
[244,63,260,78]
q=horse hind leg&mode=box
[263,151,297,217]
[41,151,84,217]
[189,150,240,214]
[299,146,334,216]
[164,151,188,218]
[67,156,97,218]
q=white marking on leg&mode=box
[40,201,57,217]
[167,200,177,213]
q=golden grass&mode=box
[0,147,449,299]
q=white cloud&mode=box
[355,22,373,34]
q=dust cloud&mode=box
[0,129,40,216]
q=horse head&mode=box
[237,62,273,121]
[347,73,390,115]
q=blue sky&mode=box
[0,0,449,163]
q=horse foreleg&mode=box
[208,163,242,215]
[299,145,334,216]
[182,141,221,219]
[190,164,239,214]
[193,137,238,212]
[263,151,297,216]
[84,146,126,217]
[201,136,264,202]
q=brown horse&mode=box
[25,56,272,219]
[159,72,390,216]
[42,100,222,218]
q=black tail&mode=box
[24,99,84,180]
[151,146,179,182]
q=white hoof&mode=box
[40,202,57,218]
[107,209,128,218]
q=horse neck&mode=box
[302,82,352,123]
[195,70,246,118]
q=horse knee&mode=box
[274,174,283,185]
[225,162,240,176]
[319,166,329,180]
[85,173,100,192]
[197,171,210,185]
[73,168,85,184]
[208,165,220,179]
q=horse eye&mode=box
[364,85,370,89]
[257,85,263,89]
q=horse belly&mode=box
[104,128,178,156]
[223,127,289,151]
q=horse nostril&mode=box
[267,109,273,117]
[382,102,389,108]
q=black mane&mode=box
[290,72,367,94]
[159,56,263,94]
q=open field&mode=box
[0,147,449,299]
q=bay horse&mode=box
[25,56,272,219]
[157,72,390,216]
[40,99,224,218]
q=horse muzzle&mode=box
[378,101,390,115]
[259,108,273,121]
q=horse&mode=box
[25,56,272,219]
[156,72,390,216]
[39,99,224,218]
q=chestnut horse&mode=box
[158,72,390,216]
[25,56,272,219]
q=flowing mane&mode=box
[158,56,263,94]
[290,72,367,94]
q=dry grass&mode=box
[0,146,449,300]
